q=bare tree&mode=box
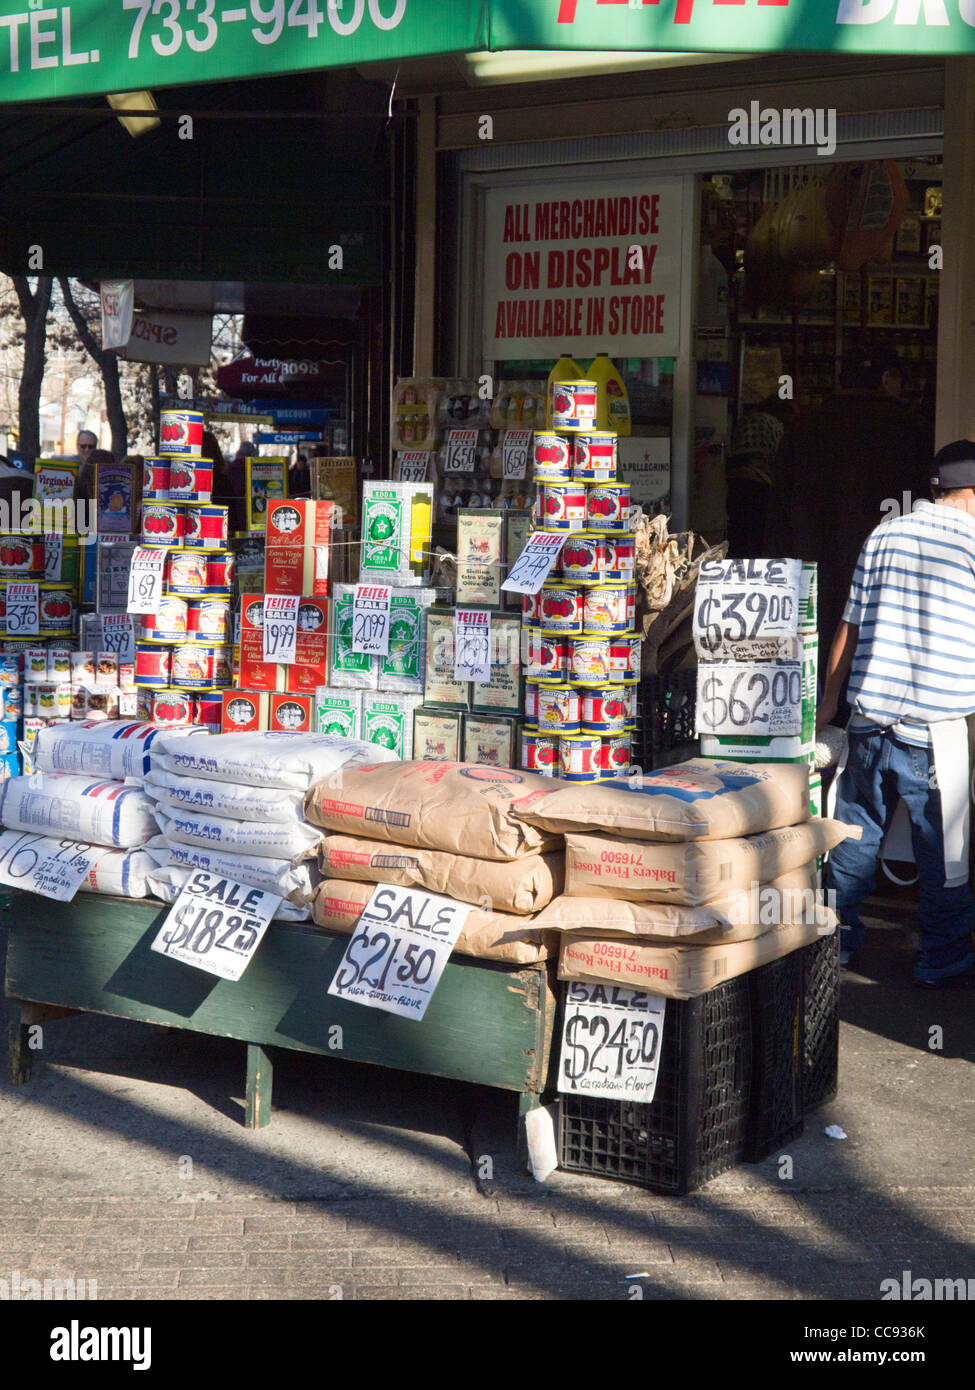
[11,276,53,462]
[58,277,128,459]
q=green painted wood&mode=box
[245,1043,273,1130]
[6,1001,31,1086]
[4,892,553,1094]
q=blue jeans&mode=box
[825,730,975,981]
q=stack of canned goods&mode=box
[0,653,22,778]
[520,392,641,783]
[21,647,139,729]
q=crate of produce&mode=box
[557,974,753,1195]
[633,666,698,773]
[801,931,840,1112]
[745,949,805,1162]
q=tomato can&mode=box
[171,642,233,688]
[600,732,632,779]
[559,531,608,582]
[560,735,603,782]
[603,533,635,581]
[572,432,618,482]
[0,536,44,577]
[583,584,630,634]
[552,380,598,431]
[142,457,171,499]
[539,482,587,531]
[521,592,539,623]
[581,687,630,733]
[135,642,172,686]
[159,409,203,457]
[586,482,631,532]
[523,679,540,728]
[138,597,188,643]
[524,628,567,681]
[167,458,214,504]
[184,504,229,550]
[194,691,223,729]
[165,548,208,596]
[535,683,581,735]
[151,687,195,727]
[521,731,559,777]
[532,432,572,481]
[141,502,186,545]
[538,582,584,634]
[206,550,235,592]
[187,598,232,644]
[568,636,612,685]
[609,634,642,681]
[37,585,74,635]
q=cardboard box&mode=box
[264,499,333,596]
[463,714,517,768]
[456,510,504,607]
[422,608,469,709]
[378,588,436,695]
[315,687,363,739]
[360,482,433,586]
[413,707,462,762]
[328,584,377,690]
[362,693,422,760]
[291,597,330,693]
[221,689,271,733]
[558,919,830,1000]
[270,691,314,733]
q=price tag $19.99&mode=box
[262,594,299,664]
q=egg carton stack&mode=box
[133,412,236,732]
[519,379,641,784]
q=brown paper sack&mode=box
[304,761,561,861]
[318,835,563,915]
[564,819,858,905]
[513,758,810,841]
[310,878,553,965]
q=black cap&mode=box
[931,440,975,490]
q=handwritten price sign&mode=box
[693,558,801,660]
[443,429,478,473]
[101,614,135,662]
[696,662,802,736]
[126,548,166,615]
[43,533,63,582]
[352,583,392,657]
[150,872,280,982]
[396,451,432,483]
[0,831,95,902]
[558,982,667,1103]
[453,609,492,682]
[502,430,532,480]
[262,594,299,664]
[327,884,471,1021]
[501,530,565,595]
[5,582,39,636]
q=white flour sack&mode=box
[152,731,396,791]
[303,762,561,861]
[33,721,208,782]
[538,864,836,946]
[0,773,158,849]
[309,878,552,965]
[513,759,811,842]
[79,847,157,898]
[146,866,310,921]
[564,819,859,905]
[154,804,321,860]
[143,769,305,824]
[316,835,564,915]
[147,839,314,903]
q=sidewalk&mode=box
[2,910,974,1301]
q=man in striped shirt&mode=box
[818,440,975,986]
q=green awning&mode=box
[0,0,972,107]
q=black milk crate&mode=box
[634,667,698,773]
[745,950,805,1162]
[557,975,753,1195]
[801,932,840,1112]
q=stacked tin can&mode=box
[520,381,640,783]
[0,652,23,778]
[135,412,234,730]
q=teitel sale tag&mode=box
[150,872,281,982]
[101,614,135,662]
[501,530,565,595]
[453,609,491,682]
[352,583,392,657]
[5,582,39,636]
[43,533,63,582]
[127,547,166,615]
[396,451,432,483]
[327,884,471,1021]
[444,429,478,473]
[696,661,803,736]
[262,594,299,664]
[0,831,95,902]
[693,558,802,661]
[502,429,532,480]
[558,982,667,1103]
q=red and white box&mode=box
[270,692,314,733]
[221,689,271,733]
[264,499,333,597]
[291,596,330,693]
[239,594,287,692]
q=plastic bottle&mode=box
[587,353,631,436]
[546,351,583,428]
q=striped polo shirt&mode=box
[844,499,975,746]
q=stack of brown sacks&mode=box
[509,759,860,1000]
[301,763,567,964]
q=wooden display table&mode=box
[3,892,557,1135]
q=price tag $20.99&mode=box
[453,609,492,682]
[352,584,391,657]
